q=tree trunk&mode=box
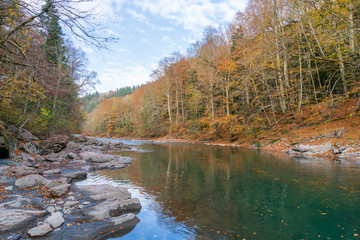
[336,45,347,95]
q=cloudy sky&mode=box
[75,0,248,93]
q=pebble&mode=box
[4,186,13,191]
[64,201,79,208]
[46,206,56,214]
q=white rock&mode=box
[45,212,65,228]
[28,223,52,237]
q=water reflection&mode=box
[88,143,360,239]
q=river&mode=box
[77,140,360,240]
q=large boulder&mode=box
[293,142,332,154]
[80,198,141,221]
[63,171,87,183]
[15,174,50,189]
[0,130,19,158]
[41,135,69,154]
[20,141,42,154]
[6,125,19,136]
[16,128,39,142]
[50,184,71,197]
[70,134,88,143]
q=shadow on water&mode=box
[83,141,360,240]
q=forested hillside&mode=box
[85,0,360,142]
[0,0,103,136]
[82,86,140,114]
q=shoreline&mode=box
[0,131,141,239]
[106,134,360,165]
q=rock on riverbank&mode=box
[0,126,140,239]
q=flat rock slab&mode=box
[0,195,44,209]
[75,184,131,201]
[42,213,139,240]
[43,169,62,175]
[293,142,332,154]
[10,165,39,177]
[0,208,47,234]
[15,174,50,189]
[45,153,65,162]
[28,223,52,237]
[79,152,131,163]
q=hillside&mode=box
[83,0,360,161]
[82,86,140,114]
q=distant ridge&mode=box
[82,85,141,113]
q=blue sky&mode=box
[76,0,248,93]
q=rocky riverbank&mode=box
[149,127,360,165]
[0,126,141,239]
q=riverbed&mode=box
[78,139,360,240]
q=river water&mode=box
[79,140,360,240]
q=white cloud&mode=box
[96,64,152,92]
[183,37,196,44]
[162,35,171,42]
[134,0,247,32]
[136,27,147,35]
[141,38,152,45]
[126,9,150,24]
[155,26,175,32]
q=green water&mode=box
[91,141,360,240]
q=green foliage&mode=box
[82,86,140,114]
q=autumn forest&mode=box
[85,0,360,142]
[1,0,360,142]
